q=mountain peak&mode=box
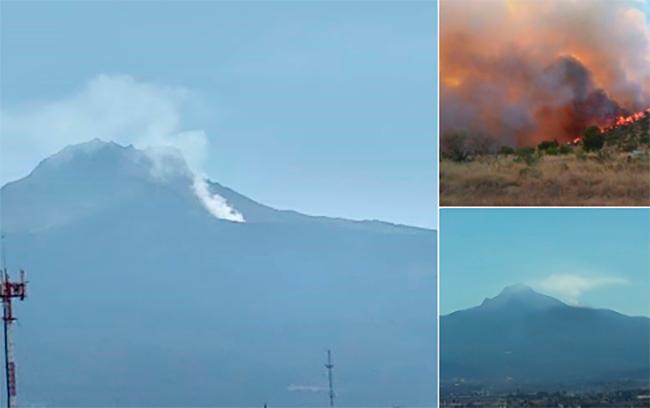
[25,139,197,188]
[1,139,248,232]
[49,138,131,162]
[500,283,534,295]
[480,283,566,311]
[70,137,121,150]
[32,138,141,174]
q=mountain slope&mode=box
[440,284,650,385]
[0,140,436,407]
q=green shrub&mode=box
[558,144,572,155]
[514,146,539,165]
[545,146,559,155]
[537,139,559,152]
[583,126,605,151]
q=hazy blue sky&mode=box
[441,208,650,317]
[0,1,437,228]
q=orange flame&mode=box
[601,108,650,131]
[572,108,649,143]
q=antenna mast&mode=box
[0,232,26,408]
[325,349,335,407]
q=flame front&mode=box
[611,109,650,129]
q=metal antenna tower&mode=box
[0,233,26,408]
[325,349,335,407]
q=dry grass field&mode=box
[440,149,650,206]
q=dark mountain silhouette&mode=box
[440,284,650,386]
[0,139,436,407]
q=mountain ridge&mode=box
[441,284,650,386]
[1,139,430,234]
[444,284,647,318]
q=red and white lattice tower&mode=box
[0,270,26,408]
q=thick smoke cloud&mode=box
[441,0,650,146]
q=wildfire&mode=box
[611,108,650,128]
[441,0,650,147]
[598,108,650,132]
[571,108,649,143]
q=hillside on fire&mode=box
[439,0,650,206]
[440,110,650,206]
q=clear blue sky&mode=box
[441,208,650,317]
[0,1,438,228]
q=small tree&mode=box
[582,126,605,151]
[441,131,468,161]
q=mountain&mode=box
[440,284,650,386]
[0,140,436,407]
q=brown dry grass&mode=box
[440,150,650,206]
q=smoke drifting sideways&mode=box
[440,0,650,147]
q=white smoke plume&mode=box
[192,176,245,223]
[534,273,627,305]
[1,74,245,222]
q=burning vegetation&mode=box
[440,113,650,206]
[439,0,650,206]
[441,0,650,148]
[602,108,650,132]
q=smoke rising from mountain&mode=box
[0,74,245,221]
[1,74,209,183]
[441,0,650,146]
[192,176,245,222]
[533,273,628,305]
